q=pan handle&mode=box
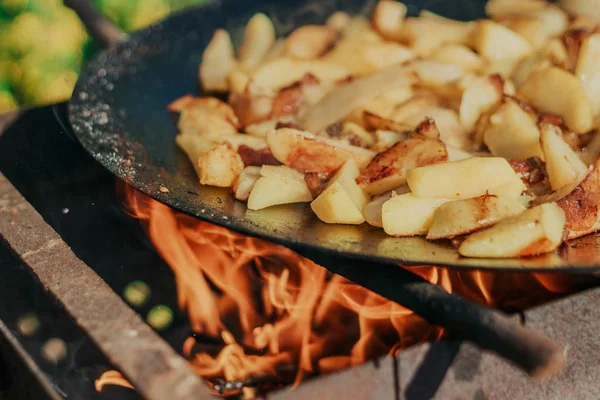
[299,249,566,379]
[64,0,127,48]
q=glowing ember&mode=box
[96,182,589,397]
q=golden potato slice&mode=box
[200,30,237,92]
[238,13,276,70]
[382,194,451,236]
[427,195,526,240]
[518,67,594,133]
[430,44,484,72]
[483,99,544,160]
[234,166,261,201]
[459,74,504,132]
[363,186,409,228]
[406,157,526,199]
[540,122,588,191]
[372,0,407,41]
[576,33,600,116]
[311,160,370,224]
[285,25,338,60]
[546,160,600,240]
[267,128,375,174]
[357,135,448,195]
[362,42,415,71]
[177,108,238,138]
[446,146,474,161]
[247,165,312,210]
[391,92,446,124]
[473,20,533,62]
[177,136,244,187]
[458,203,565,258]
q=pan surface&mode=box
[68,0,600,272]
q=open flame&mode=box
[97,182,589,397]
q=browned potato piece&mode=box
[177,136,244,187]
[458,203,565,258]
[285,25,338,60]
[427,195,526,240]
[372,0,407,41]
[234,166,261,201]
[200,30,237,92]
[474,20,533,62]
[518,67,594,134]
[576,33,600,116]
[357,135,448,195]
[247,166,313,210]
[459,74,504,132]
[267,128,375,175]
[407,157,526,199]
[483,99,544,160]
[547,159,600,240]
[363,111,412,133]
[238,13,276,70]
[540,122,589,190]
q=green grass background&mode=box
[0,0,211,113]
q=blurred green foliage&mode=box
[0,0,211,112]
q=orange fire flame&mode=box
[97,183,590,396]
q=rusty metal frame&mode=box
[0,172,211,400]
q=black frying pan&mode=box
[63,0,600,377]
[66,0,600,273]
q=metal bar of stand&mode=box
[298,249,566,379]
[0,172,212,400]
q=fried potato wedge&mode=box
[459,74,504,132]
[427,195,526,240]
[247,165,312,210]
[406,157,526,199]
[483,99,544,160]
[363,111,412,133]
[364,185,412,227]
[234,166,261,201]
[540,122,588,190]
[285,25,338,60]
[499,6,569,50]
[357,135,448,195]
[382,194,451,236]
[372,0,407,41]
[177,136,244,187]
[548,160,600,239]
[458,203,565,258]
[200,30,237,92]
[576,33,600,116]
[267,128,375,174]
[177,108,238,138]
[404,107,470,150]
[311,160,370,224]
[238,13,276,70]
[518,67,594,133]
[473,20,533,62]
